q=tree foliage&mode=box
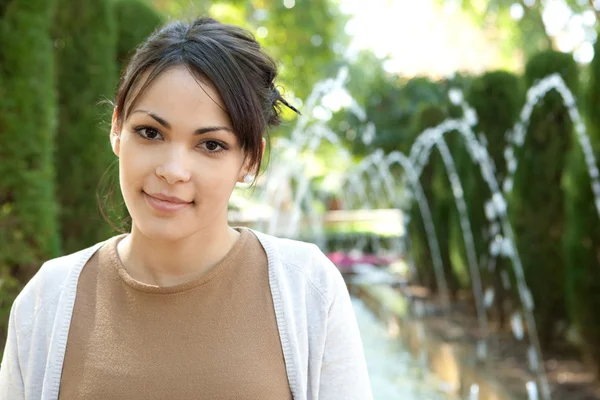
[115,0,164,73]
[329,51,450,156]
[511,50,579,348]
[0,0,60,348]
[451,70,524,325]
[150,0,348,106]
[563,31,600,377]
[53,0,119,253]
[409,104,462,296]
[437,0,598,61]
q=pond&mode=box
[352,297,451,400]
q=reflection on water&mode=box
[352,297,450,400]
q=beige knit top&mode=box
[58,228,292,399]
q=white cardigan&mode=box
[0,229,372,400]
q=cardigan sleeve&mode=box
[0,300,26,400]
[318,265,373,399]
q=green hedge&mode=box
[450,71,524,327]
[468,71,524,182]
[0,0,60,347]
[563,36,600,376]
[511,50,579,348]
[408,104,461,297]
[115,0,163,73]
[53,0,119,253]
[563,145,600,376]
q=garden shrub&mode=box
[511,50,579,348]
[0,0,60,351]
[408,104,461,298]
[115,0,164,73]
[563,36,600,376]
[53,0,119,253]
[450,70,524,326]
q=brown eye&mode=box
[202,140,225,153]
[134,126,162,140]
[206,141,219,151]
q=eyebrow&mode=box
[130,109,233,135]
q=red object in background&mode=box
[327,252,394,271]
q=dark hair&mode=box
[100,17,299,233]
[115,16,299,174]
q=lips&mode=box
[143,191,193,213]
[146,192,191,204]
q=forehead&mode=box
[125,65,231,125]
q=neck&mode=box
[117,223,240,287]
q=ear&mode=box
[110,108,121,157]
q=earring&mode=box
[243,174,254,184]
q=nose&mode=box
[155,145,192,184]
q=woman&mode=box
[0,17,372,400]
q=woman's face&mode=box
[111,65,253,241]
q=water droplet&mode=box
[469,384,480,400]
[477,340,487,360]
[526,381,539,400]
[508,158,517,173]
[501,238,514,257]
[452,185,464,199]
[484,288,495,308]
[563,91,575,107]
[362,123,375,145]
[489,222,501,237]
[515,131,525,146]
[522,285,535,311]
[511,312,524,340]
[504,146,514,162]
[503,178,513,193]
[449,88,463,105]
[490,240,500,256]
[485,200,496,220]
[492,192,507,216]
[478,132,488,147]
[466,109,478,126]
[528,346,539,371]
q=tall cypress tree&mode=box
[115,0,164,73]
[0,0,60,346]
[563,36,600,376]
[408,104,461,298]
[511,50,579,348]
[53,0,118,253]
[452,71,524,328]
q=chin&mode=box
[133,218,196,242]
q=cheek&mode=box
[194,166,237,195]
[118,140,151,191]
[192,161,241,199]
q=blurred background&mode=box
[1,0,600,398]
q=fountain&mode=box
[232,67,600,400]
